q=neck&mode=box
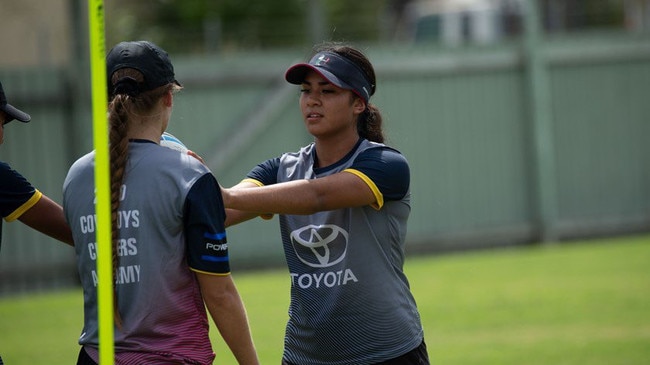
[126,91,171,143]
[127,116,166,143]
[126,103,169,143]
[314,133,360,168]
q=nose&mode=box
[305,93,321,106]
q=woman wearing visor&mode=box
[222,42,429,365]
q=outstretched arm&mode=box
[18,194,74,246]
[196,273,259,365]
[223,180,273,227]
[222,171,376,215]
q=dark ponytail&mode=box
[358,103,384,143]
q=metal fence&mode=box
[1,32,649,295]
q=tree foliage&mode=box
[104,0,629,55]
[105,0,387,54]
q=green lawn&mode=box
[1,234,649,364]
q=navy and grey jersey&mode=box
[63,140,228,365]
[245,138,424,365]
[0,161,42,249]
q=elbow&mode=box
[309,196,328,214]
[200,275,240,308]
[205,288,238,308]
[296,190,328,215]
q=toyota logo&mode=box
[290,224,348,268]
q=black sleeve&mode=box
[351,147,410,201]
[184,173,230,274]
[0,161,39,219]
[245,157,280,186]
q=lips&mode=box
[305,112,322,121]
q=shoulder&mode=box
[68,151,96,170]
[150,148,214,190]
[0,160,35,192]
[64,151,96,186]
[0,161,25,181]
[146,144,211,174]
[350,142,410,200]
[178,150,212,174]
[246,144,315,185]
[0,160,11,172]
[355,143,409,173]
[246,157,280,186]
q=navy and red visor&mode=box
[285,51,373,104]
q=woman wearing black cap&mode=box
[0,81,73,249]
[63,41,258,365]
[222,42,429,365]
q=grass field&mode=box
[1,234,649,364]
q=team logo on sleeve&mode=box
[290,224,348,268]
[202,231,229,263]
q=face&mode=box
[299,70,366,140]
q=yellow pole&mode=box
[88,0,115,363]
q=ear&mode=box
[353,97,366,115]
[162,90,173,107]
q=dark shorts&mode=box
[76,347,98,365]
[281,339,429,365]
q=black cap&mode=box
[106,40,180,98]
[285,51,373,103]
[0,81,31,124]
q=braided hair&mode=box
[107,68,179,327]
